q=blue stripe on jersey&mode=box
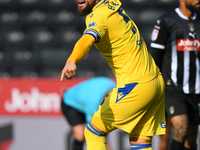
[95,0,106,9]
[117,7,136,34]
[132,26,137,34]
[116,82,138,103]
[84,29,101,43]
[117,7,130,23]
[86,123,105,136]
[130,143,151,150]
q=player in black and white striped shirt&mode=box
[150,0,200,149]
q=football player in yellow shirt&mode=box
[60,0,166,149]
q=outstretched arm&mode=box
[60,34,95,81]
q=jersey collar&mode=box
[92,0,107,11]
[175,8,197,20]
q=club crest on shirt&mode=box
[151,29,159,41]
[166,79,171,85]
[169,106,175,114]
[188,23,195,32]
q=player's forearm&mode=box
[67,34,95,64]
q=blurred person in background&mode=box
[150,0,200,149]
[60,0,166,149]
[61,77,116,150]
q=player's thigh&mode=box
[93,75,165,134]
[113,77,164,132]
[114,80,162,118]
[61,101,85,126]
[165,89,188,119]
[129,76,165,137]
[171,114,188,132]
[166,92,200,125]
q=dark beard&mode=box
[77,1,97,17]
[78,5,93,17]
[186,3,200,14]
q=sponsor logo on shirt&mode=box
[116,83,138,103]
[157,19,161,25]
[137,36,143,46]
[90,13,94,18]
[177,39,200,51]
[117,92,124,101]
[88,22,97,27]
[161,122,166,128]
[189,32,196,39]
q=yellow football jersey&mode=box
[84,0,159,87]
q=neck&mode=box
[96,0,100,4]
[179,2,194,19]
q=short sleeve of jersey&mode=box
[83,10,108,43]
[150,17,168,50]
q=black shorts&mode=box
[61,100,86,126]
[165,88,200,125]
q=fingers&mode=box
[65,71,75,79]
[60,67,76,81]
[60,72,65,81]
[60,70,76,81]
[60,61,76,81]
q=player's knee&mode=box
[173,127,187,141]
[84,123,106,141]
[171,115,188,141]
[73,125,85,142]
[74,133,85,142]
[129,135,152,142]
[84,123,107,150]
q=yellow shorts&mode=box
[92,74,166,137]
